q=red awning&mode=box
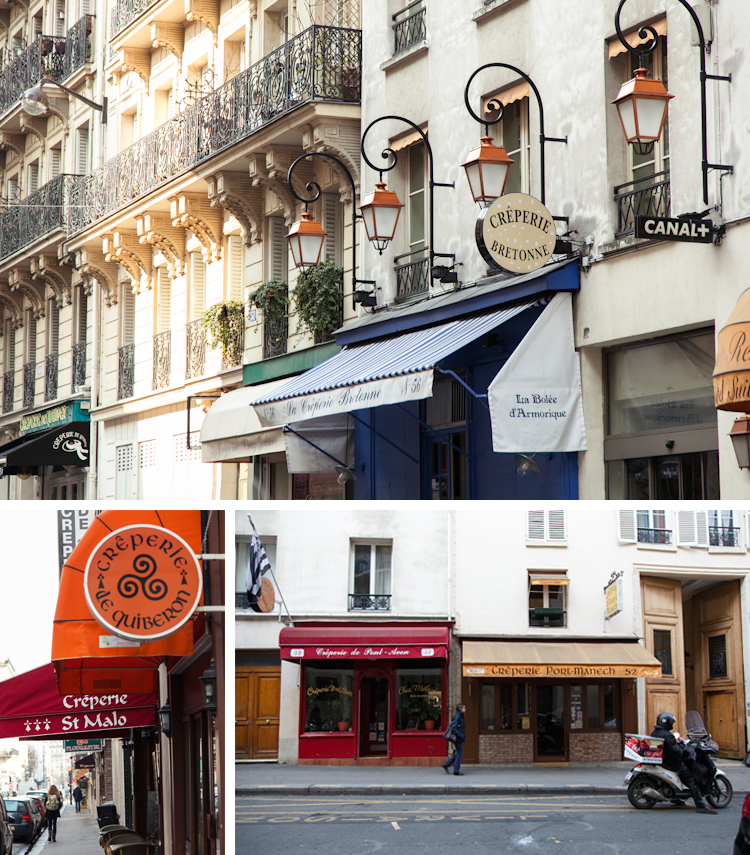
[0,663,156,739]
[279,626,450,661]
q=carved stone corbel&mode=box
[8,271,45,319]
[185,0,220,37]
[207,172,263,246]
[0,133,25,160]
[29,255,72,307]
[103,230,153,294]
[135,213,186,278]
[19,114,45,150]
[77,249,119,306]
[118,49,151,93]
[248,151,306,226]
[301,121,362,203]
[170,194,223,262]
[151,22,184,60]
[0,286,23,329]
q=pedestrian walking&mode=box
[46,785,61,842]
[73,785,83,813]
[442,703,467,775]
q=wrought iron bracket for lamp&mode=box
[361,115,455,283]
[464,64,567,206]
[615,0,732,205]
[287,152,377,311]
[29,75,108,122]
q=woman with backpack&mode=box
[45,785,61,842]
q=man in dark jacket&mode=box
[442,704,467,776]
[73,785,83,813]
[651,712,716,814]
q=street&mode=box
[237,793,742,854]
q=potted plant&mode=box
[248,281,289,357]
[293,260,343,344]
[202,299,245,367]
[421,697,441,730]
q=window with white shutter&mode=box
[192,254,206,317]
[120,284,135,346]
[49,148,62,180]
[229,236,244,301]
[4,319,15,374]
[617,509,637,543]
[268,217,287,283]
[75,127,89,175]
[676,510,709,547]
[322,192,343,265]
[526,510,566,544]
[115,444,135,500]
[25,311,37,363]
[27,164,39,195]
[47,299,59,354]
[157,269,171,333]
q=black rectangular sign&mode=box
[635,215,714,243]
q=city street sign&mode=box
[635,215,714,243]
[64,739,103,753]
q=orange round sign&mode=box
[83,524,203,641]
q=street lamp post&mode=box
[286,151,378,308]
[613,0,732,204]
[463,64,567,206]
[20,76,108,123]
[360,116,455,283]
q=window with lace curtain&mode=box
[349,542,392,611]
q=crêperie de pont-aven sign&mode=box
[84,524,202,642]
[476,193,558,274]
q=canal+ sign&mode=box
[635,214,715,244]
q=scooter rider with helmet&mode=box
[651,712,717,814]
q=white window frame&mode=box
[618,508,674,549]
[528,571,568,628]
[349,540,393,609]
[526,509,566,545]
[235,535,278,613]
[499,96,530,195]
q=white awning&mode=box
[251,301,539,427]
[608,17,667,59]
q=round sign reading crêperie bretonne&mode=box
[83,524,203,642]
[476,193,557,274]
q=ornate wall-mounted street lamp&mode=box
[464,64,567,206]
[613,0,732,204]
[198,659,217,712]
[361,116,455,282]
[286,152,378,307]
[20,75,108,123]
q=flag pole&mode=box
[246,514,294,626]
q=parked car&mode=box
[24,791,47,806]
[25,797,45,831]
[734,793,750,855]
[3,798,40,843]
[0,796,13,855]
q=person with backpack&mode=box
[46,785,61,842]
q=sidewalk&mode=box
[236,758,750,796]
[27,806,101,855]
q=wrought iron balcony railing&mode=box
[45,352,58,402]
[528,608,566,628]
[637,527,671,545]
[185,319,206,380]
[348,594,392,611]
[614,170,670,237]
[68,25,362,237]
[118,343,134,400]
[393,1,426,54]
[709,526,740,547]
[110,0,158,40]
[0,18,93,120]
[22,362,35,409]
[395,249,429,300]
[0,175,75,261]
[221,324,245,370]
[2,370,13,414]
[72,341,86,389]
[263,316,288,360]
[153,330,171,390]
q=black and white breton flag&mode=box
[246,515,271,610]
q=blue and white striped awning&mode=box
[252,300,538,426]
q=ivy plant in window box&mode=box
[294,260,343,344]
[202,299,245,368]
[248,281,289,358]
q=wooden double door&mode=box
[236,667,280,760]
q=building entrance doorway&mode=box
[359,676,389,757]
[535,684,566,761]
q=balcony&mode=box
[0,18,94,121]
[2,370,12,413]
[637,527,671,545]
[153,330,170,390]
[72,342,86,389]
[393,1,426,54]
[45,353,58,402]
[110,0,159,40]
[118,343,134,400]
[68,25,362,237]
[529,608,566,628]
[263,315,288,360]
[614,170,670,237]
[185,319,205,380]
[0,175,75,262]
[394,250,429,301]
[709,526,740,547]
[348,593,391,611]
[22,362,35,409]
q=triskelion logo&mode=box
[83,524,202,641]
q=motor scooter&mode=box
[625,710,733,810]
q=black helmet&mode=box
[656,712,676,730]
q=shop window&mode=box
[235,536,276,610]
[480,682,531,733]
[617,508,672,545]
[349,542,392,611]
[708,635,727,680]
[528,571,567,628]
[526,509,566,543]
[395,668,442,731]
[304,666,354,732]
[653,629,673,676]
[570,683,618,731]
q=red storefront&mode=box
[279,623,451,765]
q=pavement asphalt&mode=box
[25,806,101,855]
[236,758,750,796]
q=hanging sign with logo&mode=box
[476,193,558,274]
[604,571,624,620]
[635,215,714,243]
[83,524,203,642]
[64,740,103,753]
